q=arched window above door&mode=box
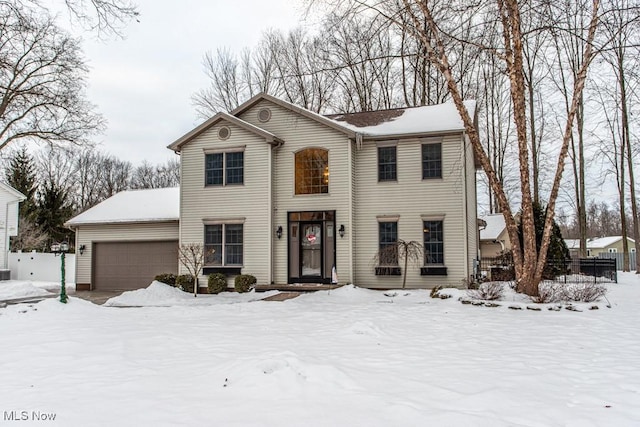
[295,148,329,195]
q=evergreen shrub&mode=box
[234,274,256,293]
[208,273,227,294]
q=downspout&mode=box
[4,201,10,270]
[462,133,470,281]
[268,145,273,284]
[348,137,356,284]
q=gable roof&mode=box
[231,93,357,138]
[326,101,477,140]
[168,111,284,153]
[0,182,26,201]
[65,187,179,227]
[170,94,478,152]
[479,214,507,241]
[587,236,636,249]
[562,236,637,250]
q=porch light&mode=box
[79,244,86,255]
[276,226,283,239]
[339,224,345,238]
[51,242,70,304]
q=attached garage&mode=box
[65,188,180,291]
[93,240,178,291]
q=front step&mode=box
[255,283,343,292]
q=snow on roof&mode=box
[327,101,476,137]
[66,187,179,226]
[480,214,507,241]
[587,236,635,249]
[564,239,580,250]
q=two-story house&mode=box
[68,93,478,291]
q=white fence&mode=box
[598,252,637,271]
[8,252,76,283]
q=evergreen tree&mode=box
[5,146,37,219]
[35,182,75,246]
[518,202,571,279]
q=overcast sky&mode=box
[67,0,306,166]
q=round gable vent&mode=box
[218,126,230,140]
[258,108,272,123]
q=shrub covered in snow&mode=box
[560,282,607,303]
[467,282,504,301]
[176,274,195,293]
[234,274,256,293]
[208,273,227,294]
[154,273,177,287]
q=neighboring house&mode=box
[585,236,636,257]
[65,188,179,291]
[479,213,511,258]
[563,236,636,258]
[0,182,25,274]
[67,93,479,291]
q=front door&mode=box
[288,211,336,284]
[300,222,322,278]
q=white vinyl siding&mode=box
[0,189,21,269]
[74,221,179,287]
[354,134,469,288]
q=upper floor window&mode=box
[205,151,244,186]
[423,220,444,264]
[295,148,328,194]
[378,146,397,181]
[422,143,442,179]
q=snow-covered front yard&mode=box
[1,274,639,426]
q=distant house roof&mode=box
[587,236,635,249]
[0,182,26,201]
[479,214,507,241]
[65,187,179,226]
[562,236,636,250]
[326,101,476,139]
[564,239,580,250]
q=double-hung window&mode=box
[205,151,244,186]
[378,146,397,181]
[422,143,442,179]
[204,224,244,266]
[378,221,398,265]
[423,220,444,265]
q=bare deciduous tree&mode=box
[178,243,209,297]
[0,4,105,151]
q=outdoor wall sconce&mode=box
[276,226,283,239]
[79,244,86,255]
[339,224,345,238]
